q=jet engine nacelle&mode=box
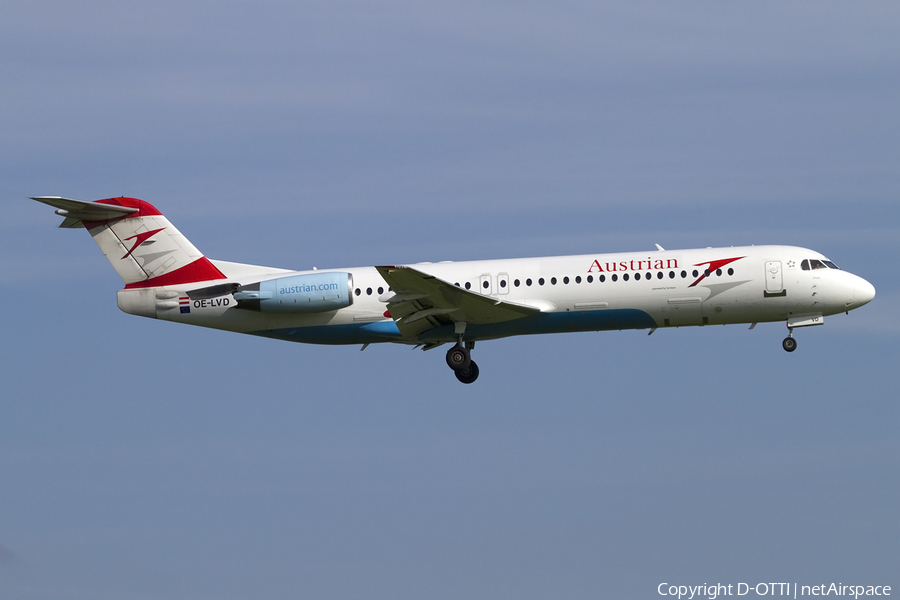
[233,272,354,313]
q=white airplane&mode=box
[34,196,876,384]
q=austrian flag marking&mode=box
[179,296,190,314]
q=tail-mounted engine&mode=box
[183,272,354,313]
[231,272,354,313]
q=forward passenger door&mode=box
[765,261,784,295]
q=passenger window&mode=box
[514,279,520,287]
[599,275,605,282]
[465,282,471,290]
[526,278,533,286]
[563,276,569,284]
[634,273,641,280]
[378,286,384,294]
[366,288,372,295]
[611,274,618,282]
[575,276,582,283]
[587,275,593,283]
[539,278,545,286]
[551,277,557,285]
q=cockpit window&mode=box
[801,258,839,271]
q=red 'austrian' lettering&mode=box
[587,258,679,273]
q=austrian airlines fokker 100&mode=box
[34,196,876,384]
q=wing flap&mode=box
[376,265,539,340]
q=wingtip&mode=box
[31,196,77,208]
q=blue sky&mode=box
[2,2,898,599]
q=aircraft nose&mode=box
[854,278,876,306]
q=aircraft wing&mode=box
[376,265,539,340]
[31,196,138,228]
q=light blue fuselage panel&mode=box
[248,308,657,345]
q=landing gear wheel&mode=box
[455,361,479,384]
[446,344,471,371]
[782,337,797,352]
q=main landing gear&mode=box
[782,324,798,353]
[782,335,797,352]
[446,341,479,384]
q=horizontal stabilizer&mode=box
[31,196,138,228]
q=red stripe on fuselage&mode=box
[124,257,226,289]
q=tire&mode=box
[446,345,471,370]
[782,337,797,352]
[455,361,479,384]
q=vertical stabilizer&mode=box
[32,196,226,288]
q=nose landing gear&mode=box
[782,315,825,352]
[446,341,479,384]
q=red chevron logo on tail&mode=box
[121,228,166,259]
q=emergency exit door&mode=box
[479,274,492,295]
[497,273,509,295]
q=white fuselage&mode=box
[131,244,875,346]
